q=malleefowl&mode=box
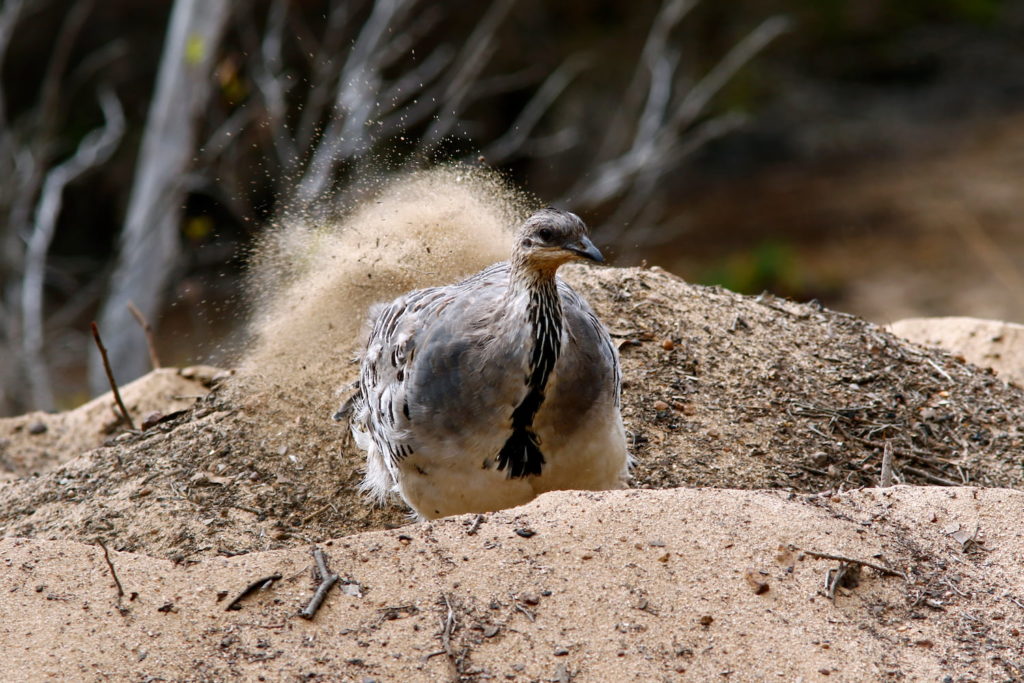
[345,208,629,519]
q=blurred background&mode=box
[3,0,1024,415]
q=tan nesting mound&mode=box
[2,267,1024,561]
[888,316,1024,386]
[0,366,222,478]
[3,486,1022,681]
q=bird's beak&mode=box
[565,235,605,263]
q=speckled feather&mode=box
[347,209,629,519]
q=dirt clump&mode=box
[584,266,1024,494]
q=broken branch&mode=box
[437,591,460,665]
[96,538,125,599]
[225,574,282,611]
[127,300,161,370]
[798,547,907,580]
[299,546,339,619]
[902,465,962,487]
[90,321,135,431]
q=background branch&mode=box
[22,89,124,409]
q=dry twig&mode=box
[879,442,894,488]
[90,321,135,431]
[798,547,907,581]
[902,465,962,487]
[225,574,282,612]
[514,600,536,622]
[440,592,457,654]
[96,538,125,599]
[299,546,339,620]
[127,300,161,370]
[824,561,856,601]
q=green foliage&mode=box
[699,241,803,296]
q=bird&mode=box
[342,207,629,519]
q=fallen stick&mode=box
[97,538,125,599]
[299,547,339,620]
[225,574,282,611]
[127,301,161,370]
[902,465,962,487]
[440,592,457,658]
[798,547,907,580]
[90,321,135,431]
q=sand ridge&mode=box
[3,486,1022,681]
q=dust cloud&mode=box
[234,165,531,418]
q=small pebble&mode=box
[653,400,670,411]
[28,421,47,435]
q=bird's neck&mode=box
[508,255,560,300]
[524,272,562,380]
[495,261,563,478]
[507,264,563,398]
[507,263,563,354]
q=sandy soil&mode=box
[3,170,1023,680]
[0,365,223,480]
[890,316,1024,387]
[1,265,1023,680]
[3,485,1023,682]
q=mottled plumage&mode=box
[344,208,629,519]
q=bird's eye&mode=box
[537,228,554,242]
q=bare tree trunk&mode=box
[22,89,124,410]
[90,0,230,394]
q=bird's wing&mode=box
[558,279,621,408]
[358,285,446,476]
[356,263,523,486]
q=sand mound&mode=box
[0,366,221,480]
[0,266,1021,561]
[4,486,1023,680]
[889,316,1024,386]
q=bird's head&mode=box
[514,208,604,272]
